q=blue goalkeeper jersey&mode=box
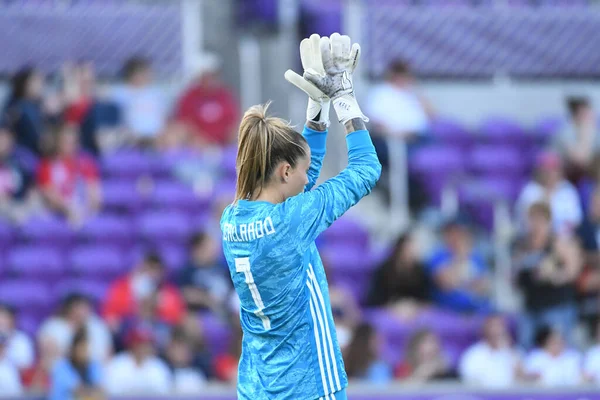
[221,126,381,400]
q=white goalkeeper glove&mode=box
[284,34,331,126]
[303,33,368,124]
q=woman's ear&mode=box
[277,163,291,183]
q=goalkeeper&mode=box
[221,33,381,400]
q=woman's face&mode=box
[58,127,79,156]
[282,151,311,200]
[27,71,44,99]
[417,333,440,363]
[73,339,89,362]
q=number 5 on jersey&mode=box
[235,257,271,330]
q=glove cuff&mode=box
[332,93,369,124]
[307,98,331,127]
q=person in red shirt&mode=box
[36,123,101,225]
[102,253,186,333]
[174,53,239,147]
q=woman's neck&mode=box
[254,187,283,204]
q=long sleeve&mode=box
[302,125,328,192]
[279,129,382,248]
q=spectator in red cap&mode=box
[103,324,172,395]
[516,150,582,236]
[174,53,239,148]
[102,253,186,332]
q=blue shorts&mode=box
[317,389,347,400]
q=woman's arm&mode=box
[303,122,328,192]
[279,118,381,248]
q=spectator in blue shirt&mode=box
[428,217,491,313]
[49,328,103,400]
[178,232,231,315]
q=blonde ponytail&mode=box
[235,102,308,201]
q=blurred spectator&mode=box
[0,124,40,223]
[427,218,491,313]
[62,62,122,155]
[174,53,239,148]
[365,60,432,165]
[513,202,581,349]
[165,328,207,394]
[554,96,599,178]
[0,331,23,396]
[178,232,231,314]
[104,324,172,395]
[117,293,172,353]
[523,327,582,387]
[49,328,104,400]
[111,57,168,146]
[22,335,61,394]
[366,233,429,317]
[0,304,34,371]
[516,150,582,235]
[38,293,112,362]
[459,314,521,388]
[2,67,47,155]
[327,274,360,352]
[584,321,600,384]
[213,325,241,384]
[37,123,102,226]
[395,329,455,382]
[576,187,600,331]
[344,323,392,383]
[102,253,186,331]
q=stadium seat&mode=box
[18,216,75,247]
[7,245,65,278]
[69,245,128,278]
[102,179,145,214]
[102,150,157,179]
[151,180,211,213]
[468,145,527,176]
[79,213,135,247]
[53,279,110,306]
[0,280,51,311]
[137,210,193,245]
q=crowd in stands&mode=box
[1,53,600,398]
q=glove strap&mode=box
[307,98,331,127]
[332,93,369,124]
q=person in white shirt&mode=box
[0,303,34,370]
[111,57,168,144]
[38,294,112,362]
[459,314,522,388]
[516,151,582,236]
[523,327,582,387]
[104,325,172,395]
[165,330,206,394]
[0,332,23,397]
[584,321,600,384]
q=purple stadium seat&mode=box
[54,279,109,306]
[152,180,210,212]
[200,312,233,357]
[137,211,193,245]
[321,245,373,272]
[459,176,523,204]
[158,245,187,272]
[8,246,65,278]
[19,216,75,246]
[102,179,144,214]
[478,116,528,145]
[220,145,237,179]
[17,313,40,338]
[429,117,473,149]
[0,280,51,311]
[532,115,565,144]
[79,214,135,247]
[102,150,156,179]
[320,217,370,250]
[69,245,127,278]
[410,146,464,176]
[0,221,14,249]
[468,145,526,176]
